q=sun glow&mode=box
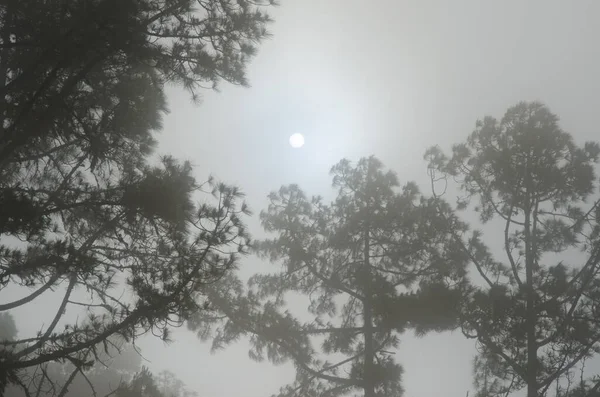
[289,133,305,148]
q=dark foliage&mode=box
[426,101,600,397]
[0,0,273,393]
[189,157,469,397]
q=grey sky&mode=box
[9,1,600,396]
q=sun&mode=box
[289,133,305,148]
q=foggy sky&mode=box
[11,1,600,396]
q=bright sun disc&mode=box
[289,133,305,148]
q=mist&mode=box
[2,1,600,397]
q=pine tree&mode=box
[190,157,468,397]
[0,0,271,393]
[426,101,600,397]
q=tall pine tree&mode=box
[190,157,468,397]
[426,102,600,397]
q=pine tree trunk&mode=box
[363,226,375,397]
[524,159,538,397]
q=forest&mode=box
[1,1,600,397]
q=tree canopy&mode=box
[190,156,469,397]
[0,0,273,393]
[426,101,600,397]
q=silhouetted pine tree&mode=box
[190,157,469,397]
[0,0,271,393]
[426,102,600,397]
